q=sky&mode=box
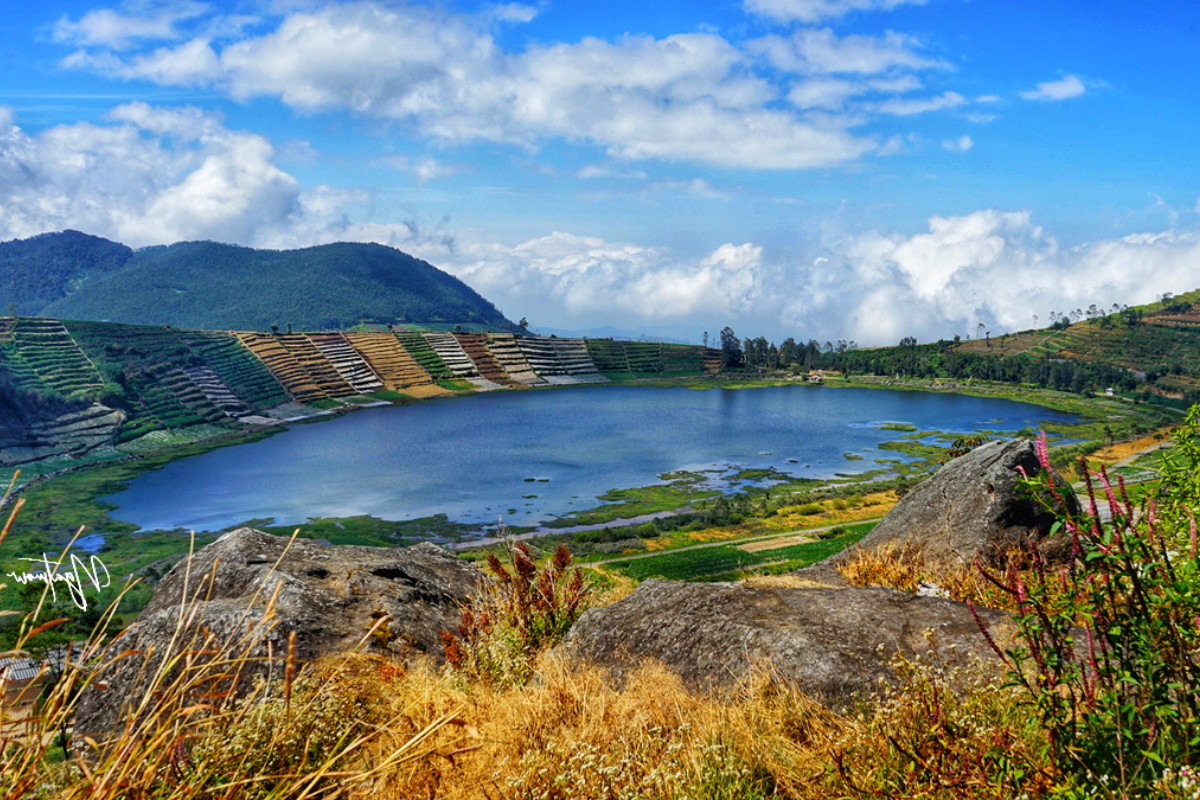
[1,0,1198,345]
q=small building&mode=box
[1105,387,1115,397]
[0,649,67,706]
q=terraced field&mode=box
[307,333,383,394]
[342,332,442,394]
[396,332,453,380]
[486,333,544,384]
[424,332,479,378]
[66,321,227,440]
[235,332,328,403]
[455,333,519,387]
[517,337,606,384]
[2,319,718,468]
[176,330,290,411]
[584,339,720,378]
[10,317,105,399]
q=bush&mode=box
[442,542,590,687]
[987,429,1200,796]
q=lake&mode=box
[103,384,1079,534]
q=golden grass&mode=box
[737,535,814,553]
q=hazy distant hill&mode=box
[0,231,514,331]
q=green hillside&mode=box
[778,289,1200,405]
[0,231,515,331]
[0,230,132,314]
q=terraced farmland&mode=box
[424,332,479,378]
[176,330,290,410]
[307,333,383,394]
[396,332,453,380]
[516,337,606,384]
[235,332,328,403]
[485,334,544,385]
[10,317,105,398]
[342,332,441,394]
[455,333,519,387]
[1,319,720,468]
[584,339,720,379]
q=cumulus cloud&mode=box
[1020,74,1087,101]
[55,2,897,170]
[422,211,1200,346]
[809,211,1200,344]
[53,0,210,49]
[743,0,928,23]
[0,104,301,247]
[437,233,764,328]
[751,28,940,75]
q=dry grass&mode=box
[834,540,1030,612]
[737,535,814,553]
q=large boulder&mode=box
[808,438,1077,582]
[74,528,480,743]
[559,579,1010,704]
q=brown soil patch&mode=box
[737,535,814,553]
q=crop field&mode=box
[604,523,873,581]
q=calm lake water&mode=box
[104,385,1078,533]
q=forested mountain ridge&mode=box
[0,231,514,331]
[0,230,133,314]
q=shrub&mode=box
[441,542,590,687]
[984,430,1200,796]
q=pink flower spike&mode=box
[1036,433,1050,470]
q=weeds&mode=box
[441,541,589,686]
[986,429,1200,798]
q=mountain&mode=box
[0,230,133,314]
[0,232,514,331]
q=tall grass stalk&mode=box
[0,517,464,799]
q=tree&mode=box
[517,317,529,332]
[718,326,742,368]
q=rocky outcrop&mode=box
[74,528,480,743]
[560,579,1010,704]
[807,438,1077,582]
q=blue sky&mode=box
[1,0,1198,344]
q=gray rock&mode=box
[559,579,1010,705]
[807,438,1077,582]
[74,528,480,743]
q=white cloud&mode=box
[743,0,928,23]
[812,211,1200,344]
[752,28,940,75]
[876,90,964,115]
[438,233,764,326]
[941,135,972,152]
[58,2,880,170]
[53,1,209,49]
[576,163,647,180]
[1020,74,1086,101]
[0,104,300,247]
[378,155,461,183]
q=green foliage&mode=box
[0,230,132,314]
[993,425,1200,796]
